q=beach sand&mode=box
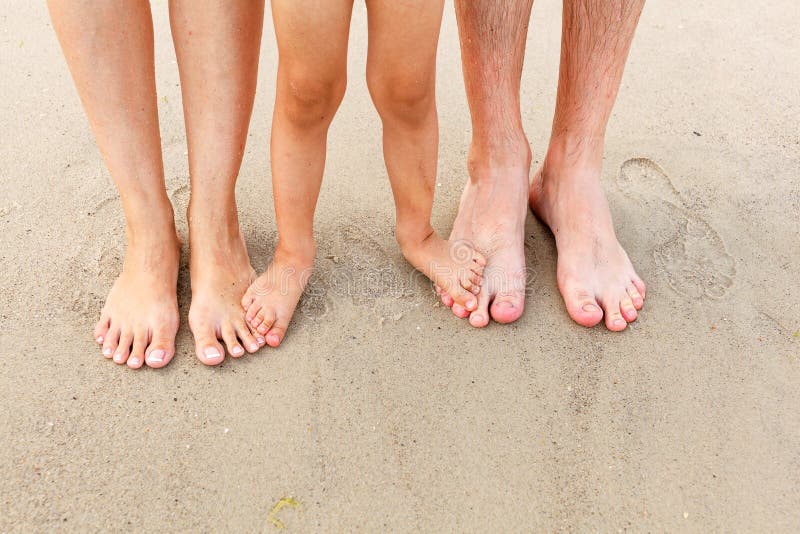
[1,0,798,531]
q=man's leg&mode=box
[48,0,180,369]
[449,0,534,327]
[168,0,265,365]
[530,0,646,331]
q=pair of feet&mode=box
[93,212,305,369]
[439,145,646,330]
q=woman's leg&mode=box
[168,0,266,365]
[241,0,353,348]
[365,0,485,313]
[48,0,180,369]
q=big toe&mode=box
[191,325,225,366]
[489,292,525,324]
[145,323,177,368]
[563,286,604,328]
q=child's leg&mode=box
[365,0,485,312]
[48,0,180,369]
[241,0,352,347]
[169,0,265,365]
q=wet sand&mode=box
[1,1,798,531]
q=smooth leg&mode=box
[529,0,646,331]
[450,0,534,327]
[365,0,484,312]
[48,0,180,368]
[168,0,265,364]
[242,0,352,347]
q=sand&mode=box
[1,0,799,531]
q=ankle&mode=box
[187,198,242,242]
[544,133,605,172]
[124,206,178,248]
[467,136,532,183]
[395,222,435,257]
[275,237,316,266]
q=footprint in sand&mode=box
[66,193,125,319]
[616,157,736,299]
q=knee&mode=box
[367,69,435,127]
[280,68,346,128]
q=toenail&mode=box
[256,336,265,345]
[204,347,222,360]
[248,343,258,351]
[467,298,476,309]
[232,346,244,355]
[102,347,112,356]
[614,319,625,327]
[113,353,124,362]
[582,303,599,313]
[148,349,165,363]
[129,357,140,366]
[96,336,104,343]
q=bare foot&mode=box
[93,229,181,369]
[446,149,530,327]
[400,230,486,312]
[529,148,646,331]
[241,242,315,348]
[188,215,264,366]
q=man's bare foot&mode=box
[400,230,486,312]
[241,242,315,348]
[529,144,646,331]
[445,146,531,327]
[188,210,264,366]
[93,226,181,370]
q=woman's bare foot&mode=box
[529,145,646,331]
[445,144,531,327]
[400,229,486,312]
[187,209,264,366]
[241,242,315,348]
[93,224,181,370]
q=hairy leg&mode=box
[48,0,180,369]
[365,0,484,312]
[449,0,534,327]
[241,0,352,347]
[169,0,265,364]
[530,0,646,331]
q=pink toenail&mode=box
[113,353,124,362]
[148,349,165,363]
[204,347,221,360]
[256,337,265,345]
[102,347,112,356]
[467,298,476,309]
[129,357,140,366]
[96,336,104,343]
[614,319,625,327]
[248,343,258,351]
[232,346,244,355]
[582,303,599,313]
